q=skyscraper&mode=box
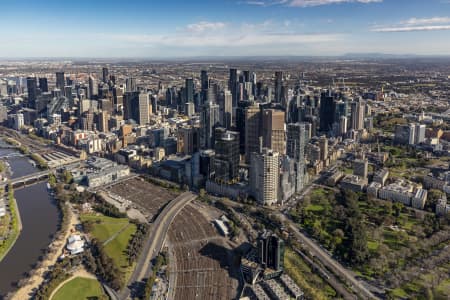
[185,78,194,103]
[244,104,261,163]
[56,71,65,89]
[262,109,286,155]
[250,148,280,206]
[102,67,109,83]
[351,100,365,130]
[138,92,151,125]
[126,77,137,92]
[38,77,48,93]
[223,90,233,129]
[26,77,37,109]
[274,71,283,103]
[88,75,98,99]
[212,129,240,183]
[287,123,307,192]
[200,101,220,149]
[229,68,238,107]
[257,232,285,271]
[319,91,335,132]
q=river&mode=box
[0,144,60,298]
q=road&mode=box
[277,212,379,300]
[119,191,197,300]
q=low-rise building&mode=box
[340,175,367,192]
[412,188,428,209]
[373,169,389,186]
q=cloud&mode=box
[185,21,227,33]
[372,25,450,32]
[96,19,341,50]
[373,16,450,32]
[401,17,450,25]
[242,0,381,7]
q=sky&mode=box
[1,0,450,57]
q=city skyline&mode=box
[2,0,450,58]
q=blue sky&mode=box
[1,0,450,57]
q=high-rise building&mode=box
[223,90,233,129]
[89,75,98,99]
[38,77,48,93]
[286,123,307,192]
[250,148,279,206]
[339,116,348,136]
[126,77,137,92]
[414,124,426,144]
[102,67,109,83]
[56,71,65,90]
[394,124,416,145]
[26,77,37,109]
[245,104,261,163]
[201,70,209,91]
[274,71,283,103]
[262,109,286,155]
[177,126,199,155]
[319,91,335,132]
[212,129,240,183]
[185,78,194,103]
[200,101,220,149]
[98,111,110,132]
[138,92,151,125]
[351,100,365,130]
[229,68,238,107]
[257,231,285,271]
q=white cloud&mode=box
[372,25,450,32]
[242,0,381,7]
[373,16,450,32]
[401,17,450,25]
[185,21,227,33]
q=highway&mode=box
[119,191,197,300]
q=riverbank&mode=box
[2,136,48,169]
[0,186,22,262]
[11,201,76,300]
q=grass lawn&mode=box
[284,248,335,300]
[306,204,324,212]
[80,214,129,243]
[52,277,105,300]
[80,214,137,280]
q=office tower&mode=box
[185,78,194,103]
[250,148,279,206]
[206,83,218,104]
[100,99,113,114]
[26,77,37,109]
[38,77,48,93]
[351,100,365,130]
[185,102,195,117]
[229,68,238,107]
[286,123,306,161]
[414,124,426,144]
[165,87,177,108]
[318,136,328,161]
[339,116,348,136]
[274,71,283,103]
[200,101,220,149]
[223,90,233,129]
[212,129,240,182]
[262,109,286,155]
[13,113,24,130]
[177,126,199,155]
[98,111,109,132]
[88,75,98,99]
[257,232,285,271]
[0,104,7,123]
[56,71,65,89]
[112,86,124,112]
[286,123,307,192]
[319,91,335,132]
[236,100,252,155]
[201,70,209,91]
[138,92,151,125]
[354,159,368,179]
[245,104,261,163]
[126,77,137,92]
[102,67,109,83]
